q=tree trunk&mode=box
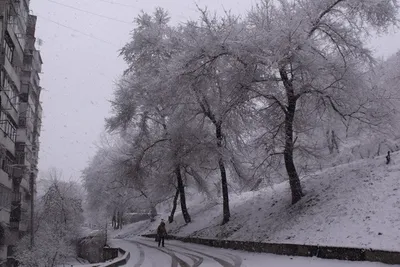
[119,212,123,229]
[168,189,179,223]
[150,205,157,222]
[175,165,191,223]
[280,68,304,204]
[116,211,120,229]
[216,122,230,225]
[112,210,116,229]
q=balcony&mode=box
[19,220,28,232]
[18,116,33,132]
[33,51,42,72]
[0,168,12,189]
[36,104,42,119]
[23,52,41,77]
[15,151,26,166]
[18,117,25,128]
[9,205,21,230]
[6,26,23,67]
[32,71,40,88]
[11,192,21,205]
[16,141,33,165]
[20,83,29,95]
[8,1,28,51]
[21,70,40,93]
[1,91,19,124]
[20,201,28,212]
[31,85,40,102]
[20,176,29,191]
[16,127,32,146]
[0,134,15,156]
[9,221,19,231]
[4,59,20,91]
[0,120,16,154]
[20,85,38,109]
[20,70,30,84]
[30,152,38,166]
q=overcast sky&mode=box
[30,0,400,181]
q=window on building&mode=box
[3,74,9,90]
[16,151,24,165]
[6,5,16,27]
[15,142,24,152]
[9,85,18,108]
[2,75,18,112]
[0,184,11,209]
[0,111,17,142]
[2,155,13,175]
[18,116,26,128]
[7,245,15,258]
[3,32,14,63]
[0,70,4,86]
[26,149,32,162]
[21,3,28,23]
[21,83,29,93]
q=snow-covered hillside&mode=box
[113,151,400,251]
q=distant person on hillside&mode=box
[157,219,167,247]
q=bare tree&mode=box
[15,170,84,267]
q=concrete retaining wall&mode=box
[100,248,130,267]
[142,234,400,265]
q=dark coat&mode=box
[157,222,167,237]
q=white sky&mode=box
[29,0,400,181]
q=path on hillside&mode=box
[110,237,397,267]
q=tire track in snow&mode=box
[131,240,190,267]
[134,239,202,266]
[167,243,241,267]
[226,253,242,267]
[176,252,203,267]
[133,242,145,267]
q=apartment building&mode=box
[0,0,43,265]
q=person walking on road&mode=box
[157,219,167,247]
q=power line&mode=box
[96,0,137,8]
[36,15,118,46]
[47,0,132,25]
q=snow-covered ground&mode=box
[112,151,400,252]
[56,258,93,267]
[110,237,399,267]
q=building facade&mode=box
[0,0,42,265]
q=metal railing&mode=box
[11,192,21,203]
[9,221,19,230]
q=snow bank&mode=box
[115,151,400,251]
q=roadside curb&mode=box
[142,234,400,265]
[99,248,130,267]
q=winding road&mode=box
[110,237,395,267]
[111,237,241,267]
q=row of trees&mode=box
[83,0,400,225]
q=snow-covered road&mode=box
[110,237,398,267]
